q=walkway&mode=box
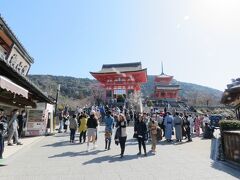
[0,126,239,180]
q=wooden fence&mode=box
[223,131,240,165]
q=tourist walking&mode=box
[194,115,202,137]
[184,115,192,142]
[58,110,64,133]
[0,109,8,159]
[161,113,166,137]
[180,113,187,139]
[7,109,22,146]
[99,105,106,123]
[148,117,160,153]
[86,111,98,151]
[116,114,127,158]
[164,112,174,142]
[202,114,210,132]
[157,113,163,128]
[187,114,194,136]
[174,112,183,142]
[129,108,134,122]
[125,110,131,126]
[69,114,78,143]
[135,115,147,156]
[63,107,70,133]
[104,111,114,150]
[79,113,88,143]
[17,110,26,139]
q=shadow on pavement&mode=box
[82,151,156,165]
[53,134,70,138]
[42,141,82,147]
[124,138,193,146]
[211,161,240,179]
[126,138,137,143]
[48,149,106,158]
[82,154,141,165]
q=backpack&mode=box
[0,117,8,137]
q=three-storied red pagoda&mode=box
[154,63,180,101]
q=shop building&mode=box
[221,78,240,120]
[0,15,54,135]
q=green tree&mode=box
[147,100,154,107]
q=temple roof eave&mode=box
[155,84,180,87]
[156,88,181,90]
[90,68,147,75]
[221,85,240,105]
[90,68,148,84]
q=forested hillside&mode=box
[28,75,223,107]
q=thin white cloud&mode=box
[184,16,190,21]
[176,24,181,29]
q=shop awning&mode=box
[0,75,28,98]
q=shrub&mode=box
[219,120,240,161]
[219,120,240,132]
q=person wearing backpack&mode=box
[104,111,114,150]
[69,114,78,143]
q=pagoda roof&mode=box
[156,84,181,90]
[156,84,180,87]
[90,62,146,74]
[155,73,173,78]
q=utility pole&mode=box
[54,84,61,130]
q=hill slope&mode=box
[142,75,223,105]
[28,75,223,107]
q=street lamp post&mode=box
[54,84,61,130]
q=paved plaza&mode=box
[0,126,240,180]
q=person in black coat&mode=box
[17,110,26,138]
[0,109,8,159]
[134,115,147,156]
[183,115,192,142]
[115,114,127,158]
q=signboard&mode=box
[7,44,30,76]
[25,109,47,136]
[114,89,126,95]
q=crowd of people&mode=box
[0,103,216,161]
[0,108,26,160]
[58,104,214,159]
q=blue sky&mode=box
[1,0,240,91]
